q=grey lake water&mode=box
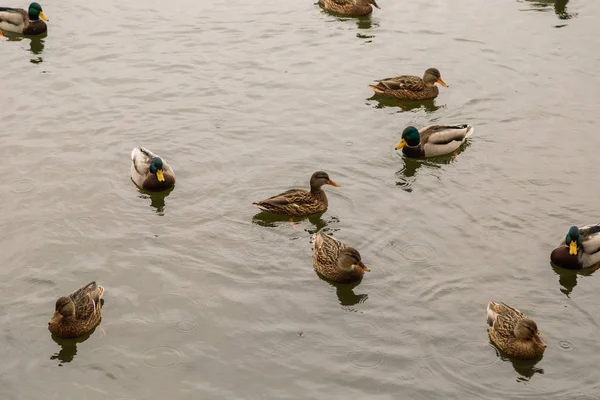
[1,0,600,398]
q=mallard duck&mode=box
[320,0,380,17]
[369,68,448,101]
[48,281,104,339]
[130,146,176,192]
[395,125,474,158]
[312,231,370,283]
[0,2,47,36]
[550,225,600,270]
[252,171,339,217]
[486,302,546,360]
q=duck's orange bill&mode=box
[437,78,448,87]
[327,179,340,187]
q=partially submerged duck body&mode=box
[320,0,380,17]
[551,225,600,270]
[395,125,474,158]
[252,171,339,217]
[312,231,369,283]
[0,2,48,35]
[130,146,176,192]
[48,281,104,339]
[487,301,546,360]
[369,68,448,101]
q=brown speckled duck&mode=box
[320,0,380,17]
[48,282,104,339]
[369,68,448,101]
[252,171,339,217]
[130,146,176,192]
[487,302,546,360]
[0,2,48,36]
[550,225,600,270]
[312,231,370,283]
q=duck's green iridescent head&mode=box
[395,126,420,149]
[566,226,582,256]
[149,157,165,182]
[28,2,48,21]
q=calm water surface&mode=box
[2,0,600,398]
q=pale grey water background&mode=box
[1,0,600,399]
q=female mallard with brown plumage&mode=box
[369,68,448,101]
[130,146,176,192]
[48,282,105,339]
[487,302,546,360]
[0,2,48,36]
[252,171,340,217]
[312,231,370,284]
[320,0,380,17]
[395,125,474,158]
[550,225,600,270]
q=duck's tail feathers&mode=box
[486,301,499,327]
[368,84,384,93]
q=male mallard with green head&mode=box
[369,68,448,101]
[487,302,546,360]
[252,171,340,217]
[320,0,380,17]
[48,282,105,339]
[130,147,176,192]
[395,125,474,158]
[550,225,600,270]
[312,231,370,283]
[0,2,48,36]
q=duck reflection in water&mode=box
[320,277,368,307]
[395,143,470,191]
[501,351,545,382]
[523,0,576,20]
[252,211,338,234]
[551,262,599,297]
[368,95,443,114]
[2,32,46,64]
[50,328,97,366]
[138,186,174,215]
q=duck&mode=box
[369,68,448,101]
[395,125,474,158]
[486,302,546,360]
[550,225,600,270]
[130,146,176,192]
[0,2,47,36]
[252,171,339,217]
[48,281,105,339]
[312,231,370,283]
[320,0,380,17]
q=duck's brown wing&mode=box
[255,189,312,206]
[70,282,104,320]
[313,232,345,266]
[375,75,425,92]
[487,302,524,338]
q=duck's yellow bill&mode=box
[39,11,48,21]
[156,169,165,182]
[569,241,578,255]
[437,78,448,87]
[395,139,407,150]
